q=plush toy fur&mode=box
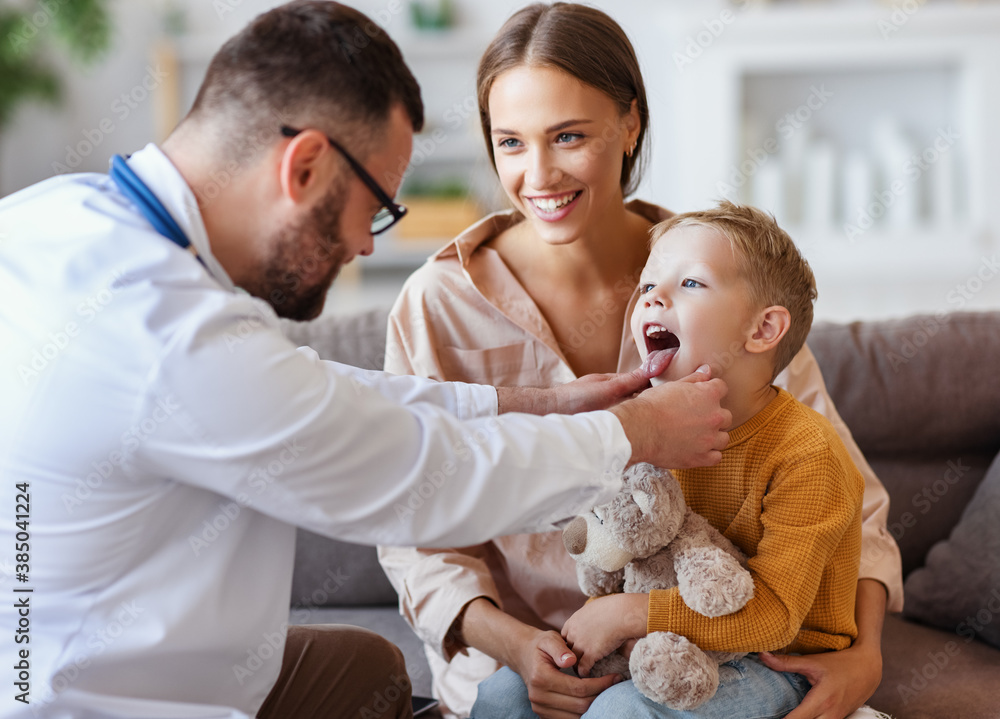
[562,462,755,709]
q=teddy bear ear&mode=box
[632,490,654,515]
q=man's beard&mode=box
[244,184,349,321]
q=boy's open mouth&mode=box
[642,323,680,377]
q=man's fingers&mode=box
[618,368,652,395]
[675,364,713,383]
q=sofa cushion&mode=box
[866,452,995,577]
[902,449,1000,649]
[871,613,1000,718]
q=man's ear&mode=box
[745,306,791,355]
[278,129,332,204]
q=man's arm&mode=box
[139,299,730,549]
[500,365,731,470]
[356,353,731,471]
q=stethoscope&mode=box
[109,154,205,267]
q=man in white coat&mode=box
[0,2,729,717]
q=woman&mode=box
[378,4,902,718]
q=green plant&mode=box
[409,0,454,30]
[0,0,113,130]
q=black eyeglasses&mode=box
[280,126,407,235]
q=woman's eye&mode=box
[556,132,583,143]
[681,278,702,289]
[639,283,655,294]
[497,138,522,149]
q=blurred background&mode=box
[2,0,999,322]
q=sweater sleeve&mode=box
[647,442,863,653]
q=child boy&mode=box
[551,201,864,717]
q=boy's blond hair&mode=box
[650,201,817,379]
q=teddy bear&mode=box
[561,462,755,710]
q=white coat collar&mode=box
[121,143,237,294]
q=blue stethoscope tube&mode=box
[109,154,204,266]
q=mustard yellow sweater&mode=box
[648,388,864,655]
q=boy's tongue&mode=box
[641,346,678,379]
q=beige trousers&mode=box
[257,624,414,719]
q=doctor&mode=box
[0,2,729,718]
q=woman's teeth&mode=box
[530,193,577,212]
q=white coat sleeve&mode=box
[130,294,629,548]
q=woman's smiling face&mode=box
[487,64,638,246]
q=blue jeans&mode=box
[471,654,811,719]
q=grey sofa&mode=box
[282,309,1000,719]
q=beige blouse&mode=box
[377,201,904,718]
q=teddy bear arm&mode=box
[671,511,754,617]
[576,562,625,597]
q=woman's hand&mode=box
[508,628,619,719]
[759,642,882,719]
[561,593,649,678]
[457,597,616,719]
[759,579,888,719]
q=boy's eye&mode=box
[681,278,702,289]
[639,283,655,294]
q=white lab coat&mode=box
[0,145,631,718]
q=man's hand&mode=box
[609,365,730,468]
[497,364,659,417]
[509,628,619,719]
[549,365,654,415]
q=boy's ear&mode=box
[744,306,791,355]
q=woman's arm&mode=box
[760,579,887,719]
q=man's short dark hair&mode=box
[187,1,423,160]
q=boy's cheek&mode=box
[629,319,646,357]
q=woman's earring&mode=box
[626,141,637,158]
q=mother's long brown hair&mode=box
[476,2,650,197]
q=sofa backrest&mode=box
[807,312,1000,577]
